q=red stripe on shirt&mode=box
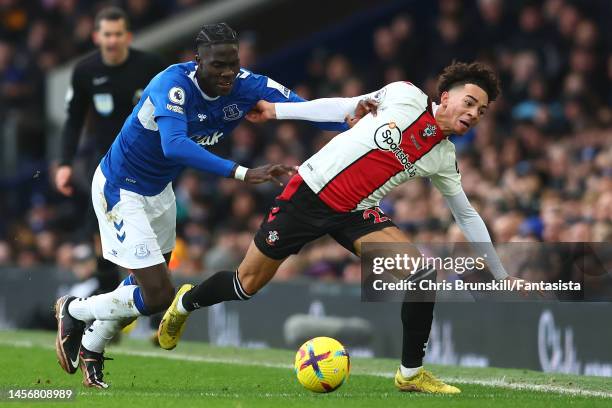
[318,149,402,211]
[318,111,444,212]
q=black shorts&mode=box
[254,175,397,260]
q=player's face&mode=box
[440,83,489,135]
[196,43,240,97]
[94,19,132,65]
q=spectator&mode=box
[0,0,610,288]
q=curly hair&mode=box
[437,61,501,102]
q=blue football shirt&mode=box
[100,61,346,196]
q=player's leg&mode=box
[185,241,284,308]
[158,241,287,350]
[56,261,173,372]
[79,254,173,388]
[342,223,434,380]
[353,229,431,366]
[81,274,137,353]
[55,168,174,374]
[333,210,459,394]
[159,177,321,350]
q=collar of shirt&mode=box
[431,101,439,116]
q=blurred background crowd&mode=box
[0,0,610,285]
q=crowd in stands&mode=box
[1,0,610,286]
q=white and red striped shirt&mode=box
[297,81,461,212]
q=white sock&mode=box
[68,285,143,322]
[81,318,136,353]
[176,293,189,315]
[400,365,422,378]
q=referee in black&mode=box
[54,7,164,293]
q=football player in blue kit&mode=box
[53,23,373,388]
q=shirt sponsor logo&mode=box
[223,104,243,121]
[166,103,184,114]
[168,86,186,105]
[373,122,417,177]
[93,93,114,116]
[192,131,223,146]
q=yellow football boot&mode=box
[394,368,461,394]
[157,284,194,350]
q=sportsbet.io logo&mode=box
[373,121,402,151]
[373,122,417,176]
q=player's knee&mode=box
[236,268,261,299]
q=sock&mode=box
[401,301,435,368]
[120,274,137,287]
[401,267,436,368]
[68,285,147,322]
[176,294,189,314]
[400,365,422,378]
[181,270,252,312]
[82,318,136,353]
[80,274,139,353]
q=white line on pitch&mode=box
[1,338,611,398]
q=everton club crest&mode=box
[223,104,243,121]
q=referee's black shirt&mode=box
[60,49,165,166]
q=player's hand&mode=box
[245,164,297,186]
[504,276,546,298]
[246,100,276,123]
[345,98,378,128]
[55,165,74,196]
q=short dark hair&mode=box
[95,6,130,31]
[195,23,238,51]
[437,61,501,102]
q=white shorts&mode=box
[92,166,176,269]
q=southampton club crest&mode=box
[266,230,279,246]
[223,104,243,121]
[421,123,437,138]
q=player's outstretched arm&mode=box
[250,74,377,130]
[246,97,378,127]
[444,191,545,296]
[443,190,509,280]
[158,116,295,185]
[158,115,237,177]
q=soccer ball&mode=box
[294,336,350,393]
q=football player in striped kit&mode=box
[160,62,519,393]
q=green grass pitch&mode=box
[0,330,610,407]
